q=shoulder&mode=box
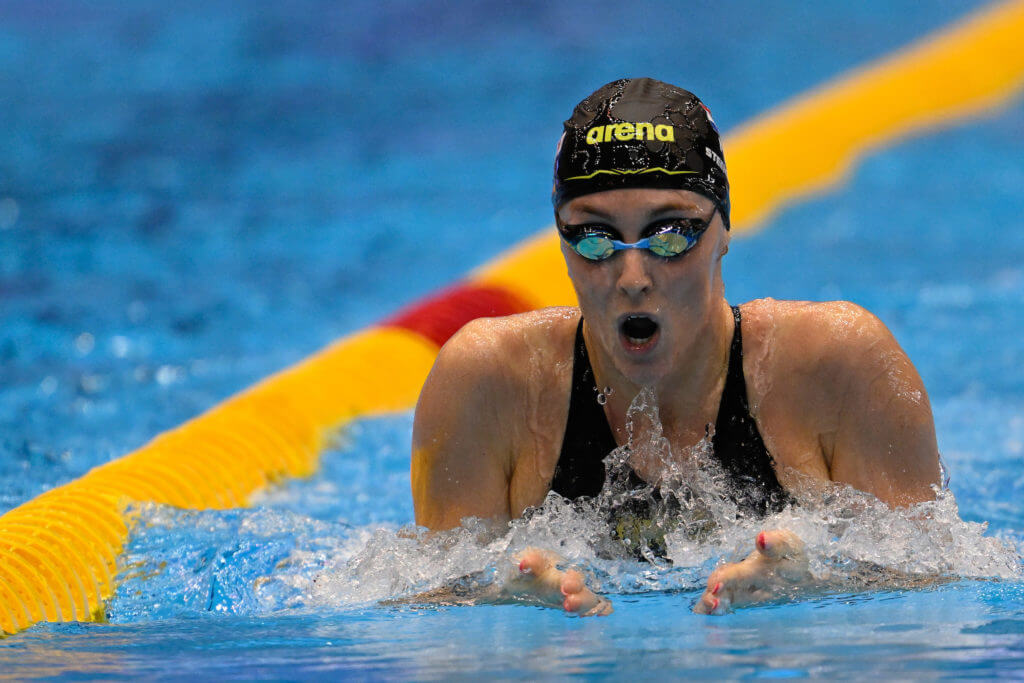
[426,306,579,390]
[447,306,580,351]
[740,298,888,340]
[414,306,579,436]
[740,298,899,378]
[738,298,909,438]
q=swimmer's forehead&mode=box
[558,189,714,223]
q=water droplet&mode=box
[39,376,58,396]
[156,365,182,385]
[79,373,106,394]
[74,332,95,355]
[110,335,131,358]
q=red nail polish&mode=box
[757,531,767,551]
[712,598,719,610]
[519,560,528,573]
[712,582,721,595]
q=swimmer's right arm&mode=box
[411,319,517,530]
[411,319,612,616]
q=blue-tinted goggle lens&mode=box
[648,230,697,257]
[574,235,617,260]
[563,207,716,261]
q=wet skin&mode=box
[411,188,941,615]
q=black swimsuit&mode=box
[550,306,788,517]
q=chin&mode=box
[612,346,670,387]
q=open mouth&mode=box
[619,314,660,351]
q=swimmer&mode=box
[411,78,940,615]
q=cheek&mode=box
[571,276,620,337]
[660,260,703,293]
[564,250,611,306]
[568,265,611,312]
[672,240,722,295]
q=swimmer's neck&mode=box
[585,297,735,435]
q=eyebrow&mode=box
[564,204,616,222]
[646,201,705,217]
[566,200,707,223]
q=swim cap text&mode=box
[585,123,675,145]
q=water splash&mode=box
[108,397,1021,621]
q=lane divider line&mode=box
[726,0,1024,231]
[2,0,1023,636]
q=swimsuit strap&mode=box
[711,306,789,515]
[551,319,617,499]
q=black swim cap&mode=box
[552,78,730,227]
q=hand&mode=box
[694,528,812,615]
[505,548,613,616]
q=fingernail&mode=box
[757,531,767,551]
[712,582,721,595]
[712,598,719,611]
[519,560,529,573]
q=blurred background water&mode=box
[2,0,1024,678]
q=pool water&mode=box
[3,0,1024,678]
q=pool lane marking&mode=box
[727,0,1024,232]
[385,284,533,347]
[2,0,1024,635]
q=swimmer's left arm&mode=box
[824,305,941,506]
[698,303,942,616]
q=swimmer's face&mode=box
[557,188,729,385]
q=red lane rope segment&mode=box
[384,283,534,348]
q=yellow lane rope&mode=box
[727,0,1024,231]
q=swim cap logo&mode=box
[585,123,675,145]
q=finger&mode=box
[756,529,804,560]
[565,590,610,616]
[694,590,720,615]
[560,569,586,596]
[562,590,587,613]
[517,548,554,575]
[584,596,614,617]
[712,594,730,615]
[696,590,727,615]
[707,567,725,586]
[559,569,609,616]
[562,586,604,615]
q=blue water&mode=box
[3,0,1024,678]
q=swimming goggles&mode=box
[559,206,718,261]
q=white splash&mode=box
[291,389,1020,610]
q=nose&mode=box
[616,249,652,299]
